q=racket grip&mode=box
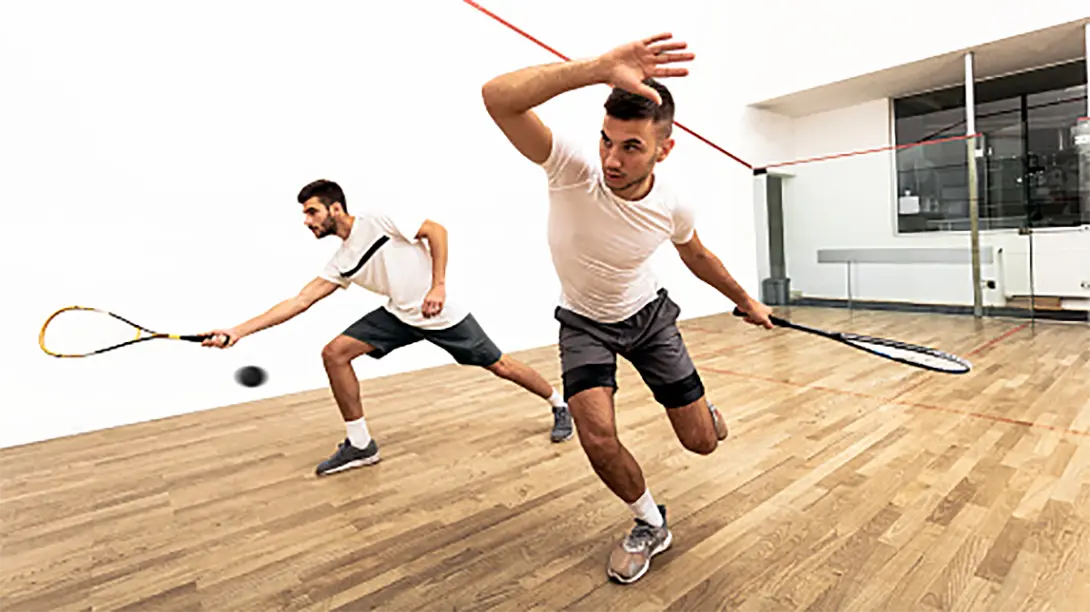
[731,305,784,328]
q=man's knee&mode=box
[566,386,621,460]
[570,409,622,463]
[680,425,717,455]
[663,395,718,455]
[322,337,369,366]
[484,354,513,377]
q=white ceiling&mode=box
[750,19,1089,118]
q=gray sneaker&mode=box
[551,405,573,443]
[315,438,380,476]
[607,504,673,584]
[709,403,729,441]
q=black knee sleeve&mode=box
[651,370,705,409]
[561,364,617,401]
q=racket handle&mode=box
[180,334,214,342]
[185,332,236,345]
[181,333,233,344]
[731,306,786,328]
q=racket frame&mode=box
[39,305,212,358]
[732,307,972,374]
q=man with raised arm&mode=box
[481,33,774,584]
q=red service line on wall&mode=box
[462,0,753,170]
[755,132,984,174]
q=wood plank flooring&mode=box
[2,307,1088,611]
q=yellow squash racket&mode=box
[39,305,216,358]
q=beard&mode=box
[311,217,337,238]
[607,166,653,194]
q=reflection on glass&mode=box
[893,61,1087,234]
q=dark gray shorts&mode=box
[342,307,503,367]
[554,289,704,409]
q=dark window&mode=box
[893,59,1087,233]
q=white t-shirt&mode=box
[541,133,696,323]
[319,211,468,330]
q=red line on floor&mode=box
[966,323,1029,356]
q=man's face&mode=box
[302,197,338,238]
[598,115,674,196]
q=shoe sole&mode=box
[606,529,674,585]
[316,453,381,476]
[551,430,574,443]
[711,409,729,442]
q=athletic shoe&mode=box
[551,404,574,443]
[315,438,380,476]
[607,504,673,584]
[709,403,729,441]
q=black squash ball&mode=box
[234,365,267,388]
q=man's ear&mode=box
[657,137,675,162]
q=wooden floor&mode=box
[2,307,1089,612]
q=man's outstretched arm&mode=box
[674,231,774,329]
[481,33,694,164]
[203,277,339,347]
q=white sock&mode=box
[547,389,566,408]
[345,417,372,449]
[627,488,664,527]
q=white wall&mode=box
[775,99,1090,308]
[0,0,770,448]
[735,1,1089,309]
[736,0,1090,103]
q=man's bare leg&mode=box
[315,335,381,476]
[321,335,376,421]
[567,385,672,585]
[664,394,724,454]
[485,354,555,400]
[486,354,573,442]
[567,386,645,501]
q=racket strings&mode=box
[40,308,152,357]
[842,334,971,373]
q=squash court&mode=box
[2,2,1089,611]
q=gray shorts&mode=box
[342,307,503,367]
[554,289,704,409]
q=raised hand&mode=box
[596,33,695,104]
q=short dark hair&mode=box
[604,78,675,138]
[297,179,347,213]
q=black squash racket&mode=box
[733,307,971,374]
[39,305,217,358]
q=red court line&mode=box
[461,0,753,170]
[690,322,1088,438]
[758,132,982,170]
[966,323,1028,356]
